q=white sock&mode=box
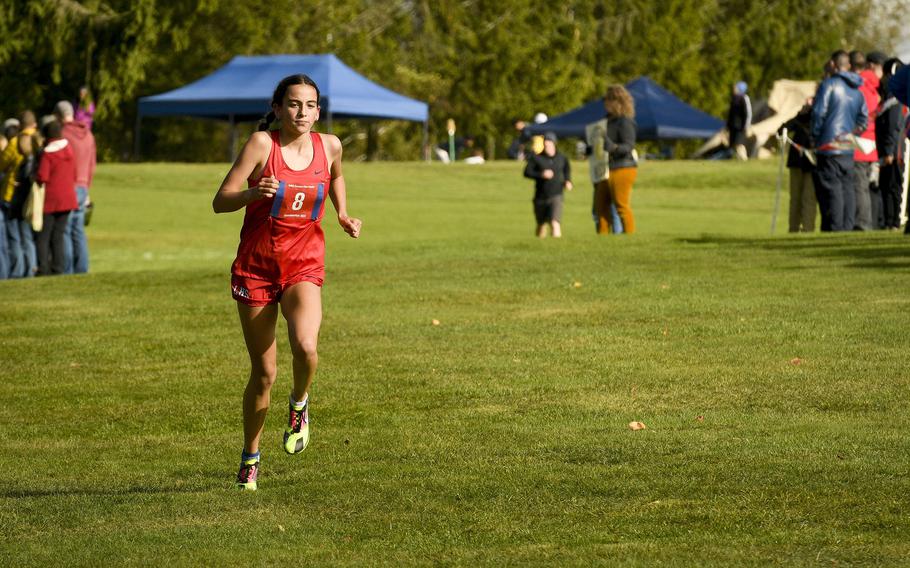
[290,392,308,410]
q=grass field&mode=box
[1,158,909,566]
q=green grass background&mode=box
[1,159,908,566]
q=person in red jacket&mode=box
[55,100,96,273]
[35,120,77,275]
[849,50,880,230]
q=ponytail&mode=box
[257,110,277,132]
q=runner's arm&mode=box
[325,135,361,238]
[213,132,276,213]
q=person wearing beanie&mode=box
[875,57,906,231]
[54,100,96,274]
[726,81,752,160]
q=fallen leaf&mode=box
[790,357,802,366]
[696,415,705,422]
[661,328,669,336]
[628,421,647,431]
[344,439,350,445]
[278,525,286,533]
[69,362,81,368]
[573,281,582,288]
[660,284,669,290]
[431,319,440,326]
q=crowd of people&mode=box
[0,88,96,278]
[777,50,908,233]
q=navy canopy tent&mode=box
[136,54,429,158]
[527,76,722,140]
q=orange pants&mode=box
[594,167,637,234]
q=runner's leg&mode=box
[280,281,322,404]
[237,302,279,454]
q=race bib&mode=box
[269,180,326,221]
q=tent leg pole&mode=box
[229,114,238,162]
[134,112,141,161]
[422,120,428,162]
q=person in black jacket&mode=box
[726,81,752,160]
[876,57,905,230]
[599,84,639,233]
[780,99,818,232]
[524,132,572,238]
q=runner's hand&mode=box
[339,215,362,238]
[565,180,574,191]
[253,176,280,199]
[541,169,554,180]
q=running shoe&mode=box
[236,457,259,491]
[283,397,310,454]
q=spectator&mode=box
[0,118,23,279]
[585,116,623,234]
[35,120,78,276]
[780,99,817,232]
[811,50,868,232]
[434,135,474,163]
[876,57,906,231]
[55,100,96,274]
[849,51,880,230]
[18,110,42,149]
[726,81,752,161]
[890,62,910,106]
[524,131,572,238]
[506,119,530,160]
[6,125,38,278]
[888,62,910,235]
[600,84,639,234]
[75,86,95,129]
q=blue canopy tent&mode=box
[136,54,429,159]
[527,76,722,140]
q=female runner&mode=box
[213,74,362,490]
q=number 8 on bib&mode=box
[270,180,326,221]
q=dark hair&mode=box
[849,50,866,70]
[866,51,887,65]
[879,58,904,98]
[883,57,903,77]
[258,74,321,131]
[830,50,850,71]
[44,120,62,139]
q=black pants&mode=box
[853,161,872,230]
[37,211,71,276]
[813,154,855,232]
[880,162,904,229]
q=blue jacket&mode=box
[890,65,910,107]
[811,71,868,155]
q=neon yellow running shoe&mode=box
[236,458,259,491]
[283,397,310,454]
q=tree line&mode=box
[0,0,900,162]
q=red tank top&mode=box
[231,131,332,283]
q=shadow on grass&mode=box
[679,234,910,270]
[1,485,206,499]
